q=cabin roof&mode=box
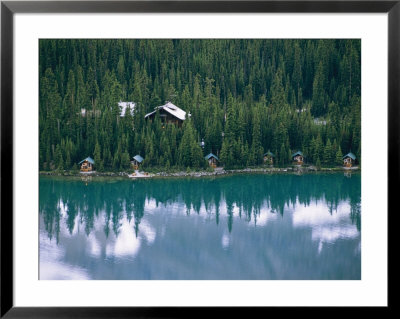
[205,153,219,161]
[144,102,186,121]
[118,101,135,117]
[133,155,144,163]
[263,150,275,157]
[343,152,356,160]
[292,151,303,157]
[79,108,101,117]
[78,156,95,165]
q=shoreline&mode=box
[39,165,360,180]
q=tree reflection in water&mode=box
[39,173,361,241]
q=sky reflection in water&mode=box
[39,173,361,280]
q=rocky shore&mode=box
[40,170,130,177]
[39,165,359,179]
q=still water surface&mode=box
[39,173,361,280]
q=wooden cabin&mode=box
[263,151,275,165]
[79,157,95,172]
[144,102,187,127]
[292,151,304,165]
[205,153,219,168]
[131,155,144,170]
[343,152,356,167]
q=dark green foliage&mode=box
[336,146,344,166]
[178,119,206,169]
[323,138,332,165]
[54,144,64,170]
[121,151,131,170]
[93,141,102,171]
[39,39,361,170]
[316,158,321,170]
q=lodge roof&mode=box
[205,153,219,161]
[132,155,144,163]
[343,152,356,160]
[78,157,95,165]
[292,151,303,157]
[144,102,186,121]
[79,108,101,117]
[263,150,275,157]
[118,101,136,117]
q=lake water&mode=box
[39,173,361,280]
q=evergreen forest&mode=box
[39,39,361,171]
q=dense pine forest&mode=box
[39,39,361,171]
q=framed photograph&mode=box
[1,0,395,317]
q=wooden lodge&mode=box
[263,151,275,165]
[144,102,187,127]
[343,152,356,167]
[131,155,144,170]
[205,153,219,168]
[292,151,304,165]
[79,157,95,172]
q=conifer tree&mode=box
[121,151,131,170]
[323,138,332,165]
[113,142,122,170]
[178,121,193,168]
[312,62,325,116]
[55,144,64,170]
[313,133,323,165]
[94,141,103,171]
[65,148,71,169]
[335,146,343,166]
[220,138,233,169]
[279,143,286,166]
[316,157,321,170]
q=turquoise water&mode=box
[39,173,361,280]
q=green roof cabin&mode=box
[79,157,95,172]
[263,150,275,164]
[205,153,219,168]
[292,151,304,165]
[343,152,356,167]
[131,155,144,170]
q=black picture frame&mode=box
[1,0,395,317]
